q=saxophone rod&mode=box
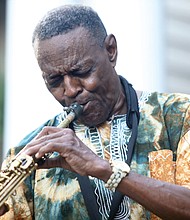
[57,102,83,128]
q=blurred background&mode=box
[0,0,190,163]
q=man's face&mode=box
[34,27,121,126]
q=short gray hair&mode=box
[32,5,107,47]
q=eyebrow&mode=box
[71,58,94,70]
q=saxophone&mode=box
[0,103,83,207]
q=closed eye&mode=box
[71,67,93,78]
[46,75,64,88]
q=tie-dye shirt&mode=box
[1,91,190,220]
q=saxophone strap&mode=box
[77,175,101,220]
[77,76,140,220]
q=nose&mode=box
[63,75,82,98]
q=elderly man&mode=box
[0,5,190,220]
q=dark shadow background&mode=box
[0,0,6,164]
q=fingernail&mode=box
[35,153,40,158]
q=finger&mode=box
[18,127,59,155]
[38,155,73,171]
[34,126,67,139]
[34,141,70,159]
[0,204,9,216]
[21,128,71,155]
[33,131,77,158]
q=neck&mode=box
[110,83,142,118]
[110,85,127,118]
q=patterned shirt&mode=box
[1,91,190,220]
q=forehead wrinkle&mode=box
[38,33,98,75]
[58,56,94,74]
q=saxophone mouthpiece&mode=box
[69,102,83,119]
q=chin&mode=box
[79,113,107,127]
[78,101,111,126]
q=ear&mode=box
[104,34,117,67]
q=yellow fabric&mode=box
[148,130,190,220]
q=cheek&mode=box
[81,72,108,96]
[84,77,115,106]
[81,77,98,91]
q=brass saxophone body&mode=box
[0,103,83,207]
